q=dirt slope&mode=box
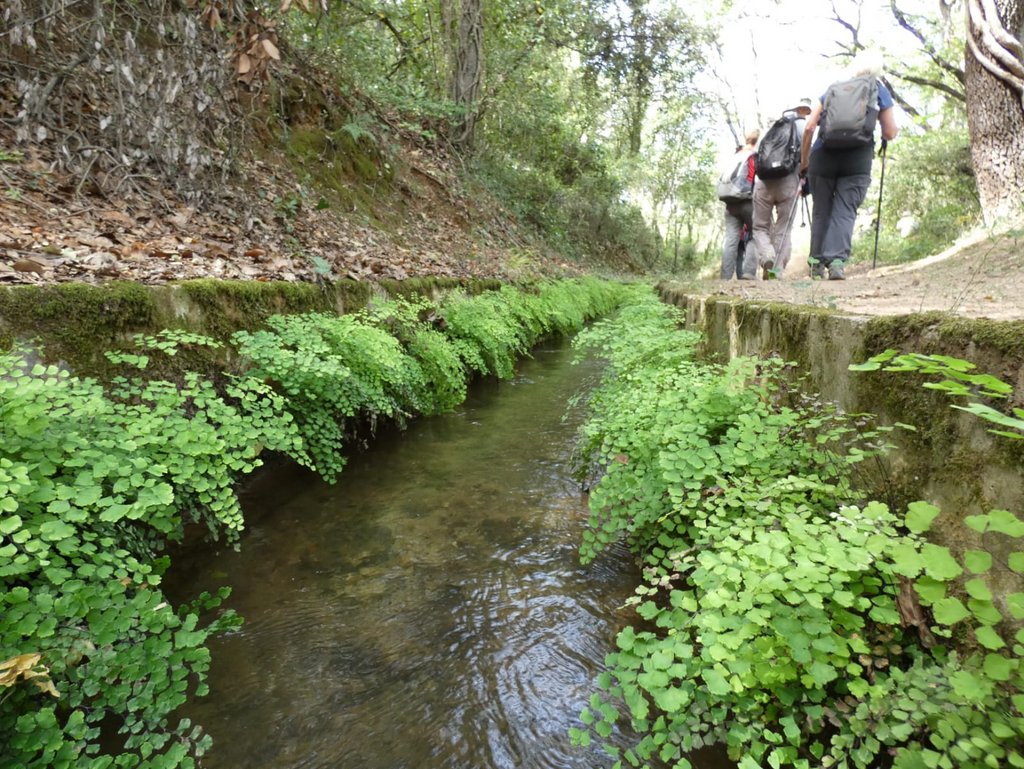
[0,129,580,287]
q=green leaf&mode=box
[1007,593,1024,620]
[0,514,22,534]
[921,544,962,581]
[905,502,940,534]
[703,669,731,697]
[806,662,838,687]
[975,626,1006,650]
[849,350,898,371]
[617,626,637,652]
[987,510,1024,537]
[964,579,992,602]
[982,653,1014,682]
[653,686,689,713]
[965,514,990,534]
[1009,553,1024,574]
[914,577,946,604]
[964,550,992,574]
[38,520,75,541]
[932,597,970,625]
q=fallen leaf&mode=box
[12,259,46,274]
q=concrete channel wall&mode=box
[658,285,1024,595]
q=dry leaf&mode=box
[0,653,59,698]
[12,259,46,274]
[237,53,252,75]
[261,39,281,60]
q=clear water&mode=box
[171,338,729,769]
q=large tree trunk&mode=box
[451,0,483,148]
[965,0,1024,224]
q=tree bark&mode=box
[965,0,1024,224]
[451,0,483,148]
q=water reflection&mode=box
[173,340,647,769]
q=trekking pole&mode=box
[872,139,888,270]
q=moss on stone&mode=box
[175,280,334,340]
[0,282,156,371]
[0,278,508,379]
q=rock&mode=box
[81,251,120,271]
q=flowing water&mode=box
[172,338,727,769]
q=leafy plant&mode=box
[2,279,629,768]
[0,348,288,768]
[570,289,1024,769]
[851,350,1024,440]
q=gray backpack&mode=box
[716,152,753,204]
[820,76,879,148]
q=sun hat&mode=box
[787,97,813,114]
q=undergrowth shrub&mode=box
[569,289,1024,769]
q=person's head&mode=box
[849,48,884,78]
[787,97,813,117]
[743,128,760,147]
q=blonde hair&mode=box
[850,48,884,78]
[744,128,760,146]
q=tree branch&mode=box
[887,69,965,103]
[889,1,965,85]
[879,75,921,115]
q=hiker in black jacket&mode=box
[799,49,898,280]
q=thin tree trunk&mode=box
[451,0,483,148]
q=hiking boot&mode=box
[810,261,827,280]
[828,261,846,280]
[761,258,775,280]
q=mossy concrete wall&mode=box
[659,286,1024,602]
[0,277,501,377]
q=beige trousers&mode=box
[752,174,801,273]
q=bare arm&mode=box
[879,106,898,142]
[800,102,823,174]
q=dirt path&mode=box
[690,230,1024,321]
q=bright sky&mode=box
[704,0,936,150]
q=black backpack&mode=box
[819,75,879,148]
[755,115,800,180]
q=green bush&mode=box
[569,289,1023,769]
[859,125,980,264]
[0,333,296,768]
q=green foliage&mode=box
[570,289,1024,769]
[0,279,628,769]
[858,125,980,264]
[0,345,290,767]
[851,350,1024,440]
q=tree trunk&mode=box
[965,0,1024,224]
[451,0,483,148]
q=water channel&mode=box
[172,337,729,769]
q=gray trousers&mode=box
[808,173,870,264]
[752,174,801,273]
[720,202,755,279]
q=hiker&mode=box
[752,97,812,279]
[717,129,759,279]
[799,49,898,280]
